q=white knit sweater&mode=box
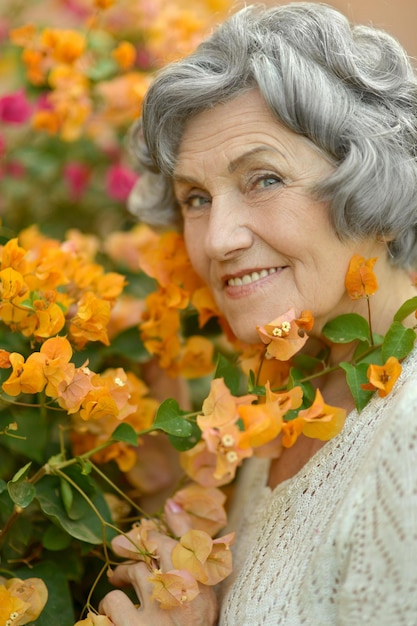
[218,348,417,625]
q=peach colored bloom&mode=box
[111,518,161,566]
[148,569,200,610]
[256,309,313,360]
[197,378,256,431]
[171,529,234,586]
[202,423,253,482]
[170,484,227,537]
[180,441,229,488]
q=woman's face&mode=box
[173,90,379,343]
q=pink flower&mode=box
[64,162,91,200]
[106,164,137,202]
[0,90,32,124]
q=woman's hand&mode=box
[98,501,219,626]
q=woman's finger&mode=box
[109,561,153,608]
[99,589,142,626]
[164,498,193,537]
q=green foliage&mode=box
[322,313,371,343]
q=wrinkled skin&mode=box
[99,504,218,626]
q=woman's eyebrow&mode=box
[227,146,284,173]
[173,146,284,183]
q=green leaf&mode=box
[0,406,48,464]
[394,295,417,322]
[112,422,139,446]
[59,466,98,521]
[339,362,374,412]
[1,516,33,561]
[11,461,32,482]
[382,321,416,362]
[168,421,201,451]
[292,353,322,373]
[353,340,383,365]
[0,478,6,494]
[60,478,73,516]
[322,313,370,343]
[7,479,36,508]
[152,399,193,437]
[105,326,150,362]
[214,354,241,395]
[42,524,73,551]
[36,475,115,544]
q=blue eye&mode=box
[256,175,282,189]
[187,195,210,208]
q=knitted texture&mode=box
[218,349,417,625]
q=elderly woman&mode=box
[100,3,417,624]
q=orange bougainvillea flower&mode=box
[2,352,47,396]
[110,518,160,566]
[362,356,402,397]
[148,568,200,610]
[69,292,111,347]
[171,529,234,587]
[0,267,27,300]
[0,349,11,368]
[197,378,256,431]
[41,28,86,64]
[345,254,378,299]
[171,529,212,584]
[112,41,136,70]
[202,422,253,482]
[281,417,305,448]
[191,286,221,328]
[203,533,235,586]
[256,309,313,361]
[169,484,227,537]
[265,381,304,414]
[299,389,347,442]
[177,335,214,379]
[179,441,229,488]
[237,401,284,450]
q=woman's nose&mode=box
[204,194,253,260]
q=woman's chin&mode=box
[227,320,262,345]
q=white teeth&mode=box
[227,267,279,286]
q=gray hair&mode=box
[128,2,417,268]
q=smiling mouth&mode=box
[226,267,280,286]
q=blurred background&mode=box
[0,0,415,243]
